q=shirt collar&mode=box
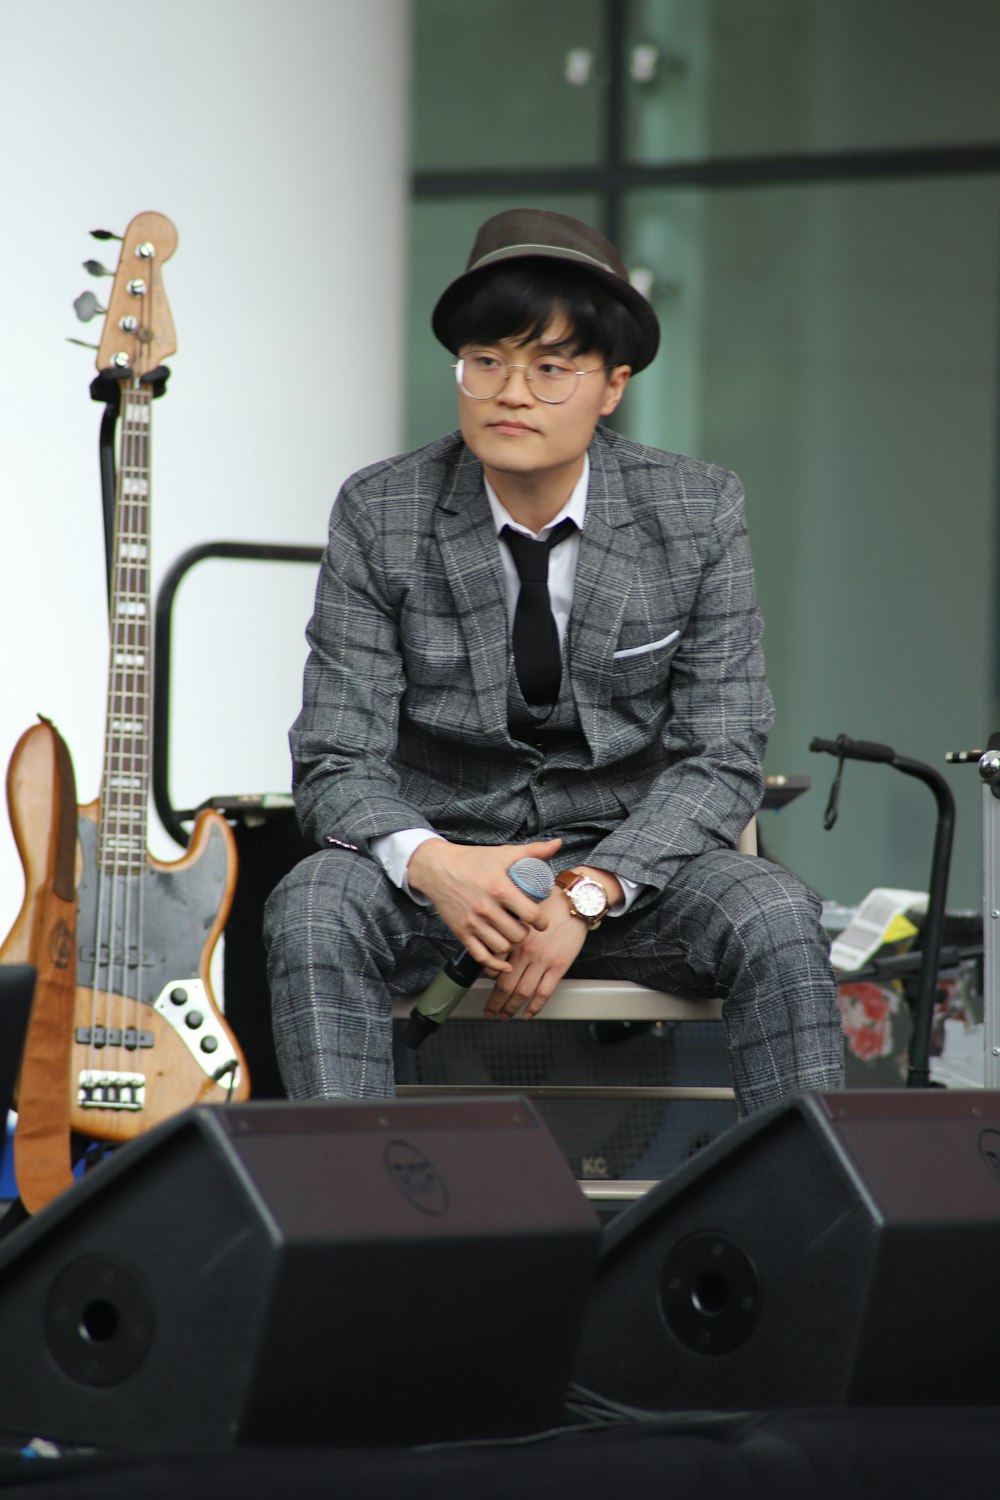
[483,454,589,540]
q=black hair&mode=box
[442,261,640,367]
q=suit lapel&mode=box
[433,450,512,738]
[569,433,642,752]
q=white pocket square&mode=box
[612,629,680,661]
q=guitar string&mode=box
[112,380,134,1084]
[91,376,150,1097]
[116,380,149,1080]
[89,389,122,1088]
[92,382,129,1087]
[117,378,145,1081]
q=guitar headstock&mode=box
[95,211,178,377]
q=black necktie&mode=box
[501,518,576,706]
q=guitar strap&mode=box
[13,722,78,1213]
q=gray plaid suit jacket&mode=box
[290,424,774,898]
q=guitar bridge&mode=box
[77,1070,146,1110]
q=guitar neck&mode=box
[100,378,153,876]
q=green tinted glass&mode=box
[413,0,605,171]
[623,0,1000,163]
[621,176,1000,909]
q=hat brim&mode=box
[431,247,660,375]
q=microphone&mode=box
[401,856,555,1050]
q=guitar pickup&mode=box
[77,1070,146,1110]
[75,1026,154,1050]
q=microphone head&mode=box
[508,856,555,903]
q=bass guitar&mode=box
[2,211,249,1172]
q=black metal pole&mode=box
[811,735,956,1087]
[892,756,956,1087]
[152,541,323,846]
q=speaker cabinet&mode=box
[0,1097,599,1450]
[575,1090,1000,1409]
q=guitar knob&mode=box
[83,259,115,278]
[73,291,105,323]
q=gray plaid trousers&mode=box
[264,844,844,1116]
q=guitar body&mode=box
[69,800,248,1142]
[0,720,69,968]
[5,751,248,1145]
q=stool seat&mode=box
[390,978,725,1026]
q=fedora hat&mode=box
[431,208,660,374]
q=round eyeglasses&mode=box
[453,350,611,405]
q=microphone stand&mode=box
[811,735,956,1088]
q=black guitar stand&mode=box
[810,734,959,1088]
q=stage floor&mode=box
[0,1407,998,1500]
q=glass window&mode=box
[412,0,605,172]
[624,0,1000,162]
[621,177,1000,906]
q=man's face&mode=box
[456,318,630,489]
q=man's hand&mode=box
[483,864,623,1020]
[407,836,562,971]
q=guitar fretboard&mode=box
[99,383,152,876]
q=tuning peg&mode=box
[90,228,122,241]
[66,337,99,349]
[82,258,114,278]
[73,291,105,323]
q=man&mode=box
[264,208,844,1114]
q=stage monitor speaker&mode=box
[0,1096,599,1450]
[575,1089,1000,1409]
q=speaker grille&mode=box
[394,1017,736,1180]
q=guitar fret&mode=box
[101,377,156,875]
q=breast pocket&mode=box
[610,629,681,694]
[612,629,680,661]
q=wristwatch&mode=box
[555,869,609,929]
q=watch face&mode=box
[573,879,607,918]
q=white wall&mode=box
[0,1,410,931]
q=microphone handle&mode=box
[401,951,481,1048]
[401,856,554,1051]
